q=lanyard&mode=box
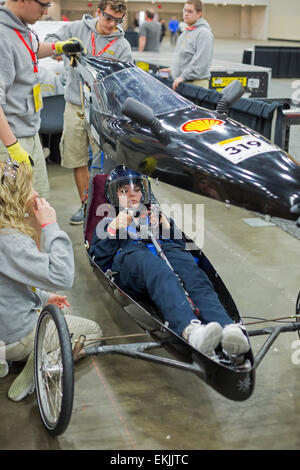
[91,32,118,56]
[14,29,38,73]
[186,26,196,31]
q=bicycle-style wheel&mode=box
[34,305,74,436]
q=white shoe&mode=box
[222,324,250,356]
[183,319,223,355]
[0,361,9,379]
[43,147,50,159]
[8,352,35,402]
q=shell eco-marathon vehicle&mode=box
[33,56,300,436]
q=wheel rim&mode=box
[36,313,64,428]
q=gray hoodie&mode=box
[44,15,133,106]
[0,223,74,344]
[0,6,42,137]
[172,18,214,81]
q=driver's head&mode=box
[117,181,143,209]
[106,165,151,210]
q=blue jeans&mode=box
[113,242,233,336]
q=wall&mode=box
[202,4,269,39]
[268,0,300,41]
[47,0,61,20]
[204,4,242,39]
[126,2,269,39]
[58,0,98,21]
[52,0,299,41]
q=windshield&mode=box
[97,68,190,117]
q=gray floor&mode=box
[1,38,300,451]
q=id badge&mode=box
[33,83,43,112]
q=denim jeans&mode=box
[113,241,233,336]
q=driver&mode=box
[90,165,250,357]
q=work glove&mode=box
[54,37,87,56]
[6,141,34,167]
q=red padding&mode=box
[85,174,109,247]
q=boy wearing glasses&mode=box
[45,0,133,226]
[160,0,213,91]
[0,0,86,199]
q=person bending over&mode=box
[90,165,249,357]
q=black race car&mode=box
[76,55,300,222]
[33,55,300,437]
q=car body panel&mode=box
[78,55,300,221]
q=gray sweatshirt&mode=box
[0,223,74,344]
[172,18,214,81]
[44,15,133,106]
[0,6,42,137]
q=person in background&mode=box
[138,8,161,52]
[159,18,166,43]
[133,17,139,32]
[0,0,86,199]
[168,16,179,45]
[0,157,102,401]
[178,19,187,35]
[44,0,133,225]
[160,0,213,91]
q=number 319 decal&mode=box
[211,135,276,164]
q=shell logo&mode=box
[181,119,224,134]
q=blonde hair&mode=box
[0,160,36,240]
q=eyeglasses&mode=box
[182,8,198,15]
[34,0,52,9]
[100,9,125,24]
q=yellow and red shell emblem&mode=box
[181,119,224,134]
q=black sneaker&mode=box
[70,205,84,225]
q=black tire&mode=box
[34,305,74,436]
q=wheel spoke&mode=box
[35,307,74,436]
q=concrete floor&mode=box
[1,38,300,451]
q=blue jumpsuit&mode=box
[90,219,233,336]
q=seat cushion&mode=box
[85,174,109,247]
